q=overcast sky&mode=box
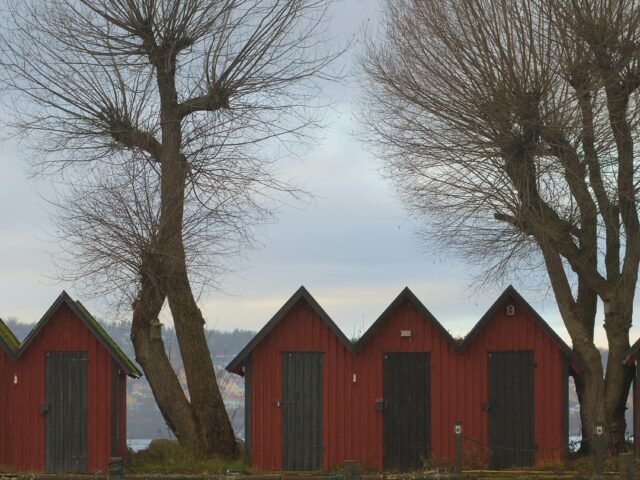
[0,0,635,349]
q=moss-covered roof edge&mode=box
[0,318,19,354]
[74,300,142,377]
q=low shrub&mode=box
[126,438,248,475]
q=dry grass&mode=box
[126,439,248,475]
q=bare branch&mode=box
[361,0,640,448]
[0,0,341,456]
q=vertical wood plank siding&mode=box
[245,292,569,470]
[119,370,128,457]
[111,360,129,458]
[244,355,252,465]
[0,351,12,467]
[111,360,120,456]
[250,301,354,469]
[635,360,640,457]
[461,304,566,467]
[5,304,119,472]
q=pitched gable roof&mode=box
[17,291,142,377]
[226,286,354,375]
[0,318,19,356]
[460,285,580,367]
[355,287,459,352]
[226,284,581,376]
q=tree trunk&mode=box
[131,271,202,450]
[573,373,590,453]
[166,263,237,457]
[137,62,238,457]
[131,243,237,457]
[156,153,236,456]
[572,341,606,454]
[572,311,633,455]
[603,306,634,452]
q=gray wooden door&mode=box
[281,352,323,470]
[487,351,534,469]
[383,352,430,471]
[45,351,87,473]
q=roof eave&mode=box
[624,337,640,365]
[0,340,15,359]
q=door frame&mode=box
[281,351,324,471]
[44,351,88,473]
[487,350,535,469]
[382,351,431,471]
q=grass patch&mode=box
[452,450,640,478]
[126,438,249,475]
[126,439,640,476]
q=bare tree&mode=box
[362,0,640,452]
[0,0,338,457]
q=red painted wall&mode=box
[0,350,12,468]
[634,358,640,457]
[249,300,355,469]
[4,304,124,472]
[457,303,566,466]
[247,293,568,470]
[353,299,459,468]
[119,368,128,457]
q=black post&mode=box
[108,457,124,480]
[619,452,636,480]
[454,420,463,475]
[593,422,605,475]
[343,460,360,480]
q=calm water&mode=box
[127,439,152,452]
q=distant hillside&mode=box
[4,317,255,440]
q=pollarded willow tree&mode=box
[362,0,640,452]
[0,0,338,457]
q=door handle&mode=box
[40,403,49,415]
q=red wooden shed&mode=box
[227,285,579,471]
[0,319,19,471]
[623,340,640,457]
[0,291,141,474]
